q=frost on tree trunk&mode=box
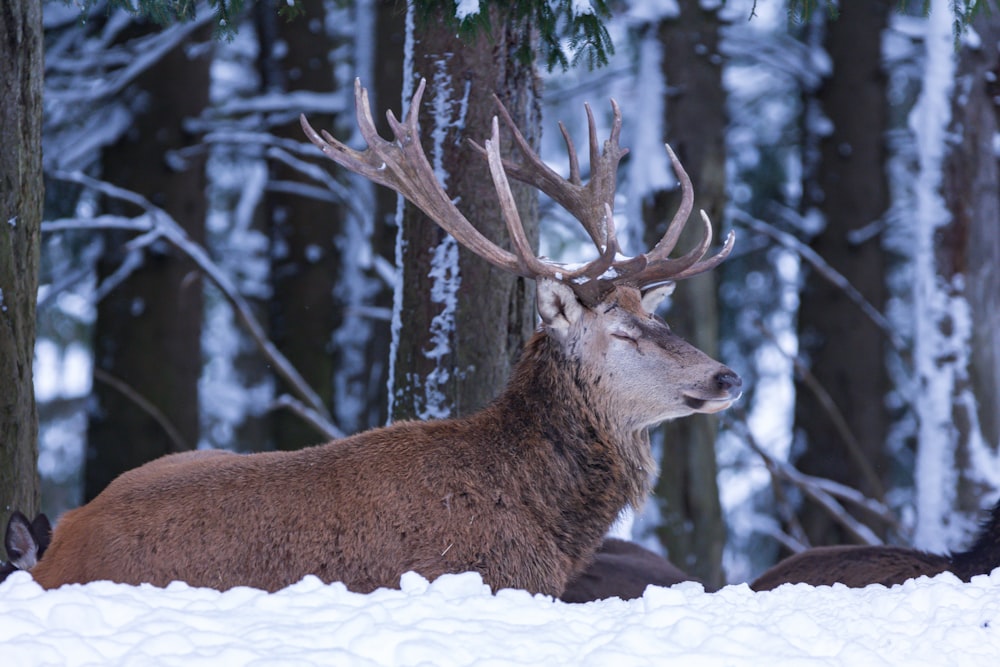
[644,0,727,590]
[390,5,540,421]
[943,12,1000,508]
[793,0,892,547]
[0,0,43,517]
[914,5,1000,549]
[85,21,210,500]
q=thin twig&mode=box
[44,171,337,438]
[271,395,344,440]
[724,409,896,547]
[93,368,190,454]
[731,208,906,354]
[755,320,887,503]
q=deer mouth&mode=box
[683,394,739,414]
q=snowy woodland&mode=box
[2,0,1000,659]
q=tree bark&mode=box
[362,0,407,429]
[256,0,342,450]
[0,0,43,518]
[939,12,1000,516]
[646,0,728,589]
[391,5,540,421]
[794,0,891,545]
[85,20,210,500]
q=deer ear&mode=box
[5,511,39,569]
[640,282,675,314]
[536,279,583,337]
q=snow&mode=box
[455,0,480,21]
[909,0,962,553]
[3,569,1000,666]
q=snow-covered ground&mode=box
[3,568,999,666]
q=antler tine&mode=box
[484,117,560,280]
[627,211,735,287]
[469,96,627,260]
[557,121,582,186]
[302,78,527,277]
[473,96,595,243]
[645,144,695,263]
[671,224,735,280]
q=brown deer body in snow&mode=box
[29,79,740,595]
[560,538,701,602]
[751,500,1000,591]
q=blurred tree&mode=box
[255,0,341,450]
[922,6,1000,535]
[362,0,407,429]
[644,0,729,590]
[85,19,211,500]
[793,0,892,546]
[390,3,541,420]
[0,0,43,519]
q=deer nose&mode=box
[715,370,742,394]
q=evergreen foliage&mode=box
[69,0,304,38]
[413,1,614,71]
[69,0,614,69]
[784,0,997,41]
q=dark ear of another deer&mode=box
[5,511,40,569]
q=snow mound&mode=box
[2,569,999,665]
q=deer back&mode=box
[751,499,1000,591]
[750,545,950,591]
[561,538,700,603]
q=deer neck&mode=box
[491,331,656,513]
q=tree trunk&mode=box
[85,20,210,500]
[794,0,891,546]
[362,0,407,429]
[925,8,1000,532]
[256,0,342,449]
[390,5,540,421]
[0,0,43,518]
[646,0,728,589]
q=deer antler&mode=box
[301,78,734,305]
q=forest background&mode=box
[1,0,999,589]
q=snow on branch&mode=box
[732,208,907,354]
[725,408,894,549]
[44,170,343,441]
[46,14,215,104]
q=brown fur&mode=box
[751,500,1000,591]
[31,282,741,595]
[560,538,700,602]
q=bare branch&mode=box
[724,408,898,549]
[93,368,190,454]
[272,395,344,440]
[732,207,906,354]
[754,318,887,503]
[45,172,335,432]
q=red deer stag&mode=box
[560,538,702,602]
[1,512,51,582]
[751,499,1000,590]
[29,79,740,596]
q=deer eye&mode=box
[611,331,639,347]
